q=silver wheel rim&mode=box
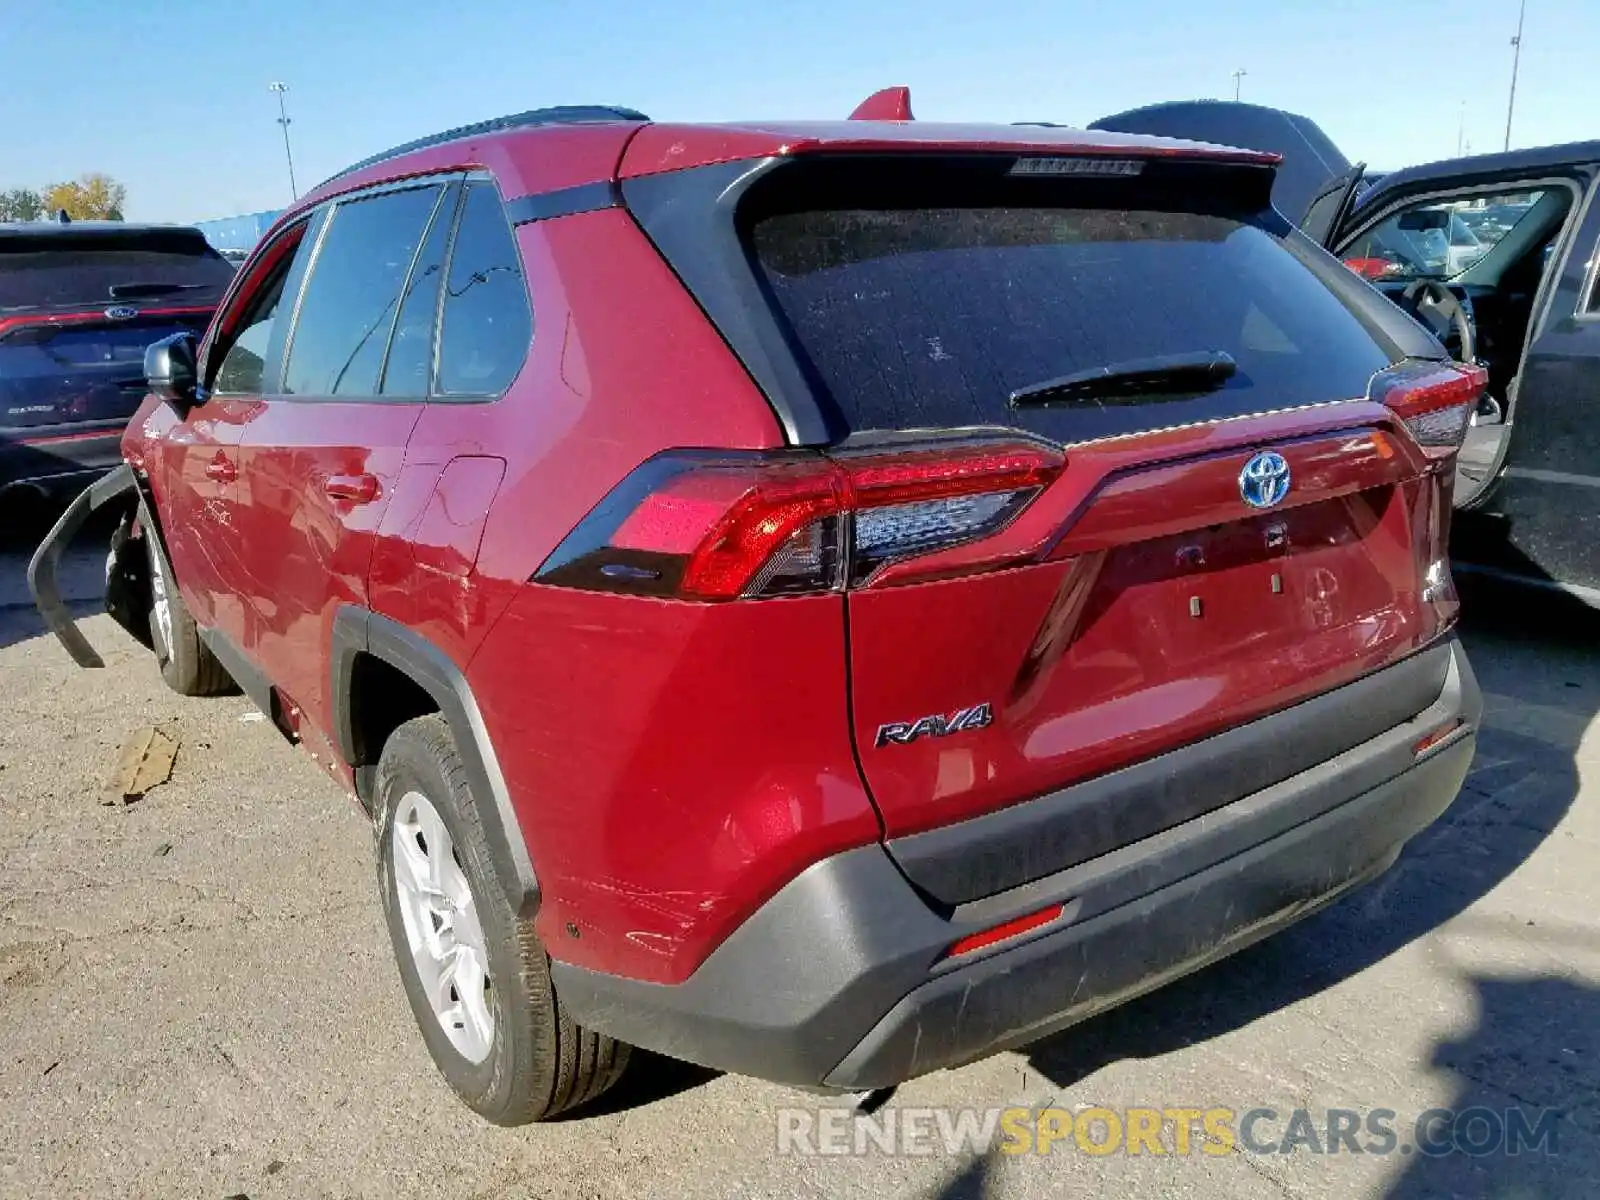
[392,790,496,1064]
[148,546,173,657]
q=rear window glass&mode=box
[750,204,1397,443]
[0,234,234,310]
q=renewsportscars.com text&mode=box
[776,1105,1561,1159]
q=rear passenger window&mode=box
[436,183,530,395]
[284,185,441,397]
[381,185,458,397]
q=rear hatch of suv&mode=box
[614,133,1478,889]
[0,225,232,441]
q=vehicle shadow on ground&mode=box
[923,976,1600,1199]
[553,1050,720,1121]
[1384,972,1600,1198]
[1021,582,1597,1126]
[930,1152,993,1199]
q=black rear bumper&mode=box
[552,636,1480,1090]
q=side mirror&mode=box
[145,332,199,414]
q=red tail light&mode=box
[1369,360,1489,455]
[537,440,1064,600]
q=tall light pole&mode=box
[269,82,299,202]
[1232,68,1247,102]
[1503,0,1527,152]
[1457,100,1467,157]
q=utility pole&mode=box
[1232,68,1247,102]
[1504,0,1527,152]
[269,81,299,202]
[1457,101,1467,157]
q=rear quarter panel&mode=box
[420,208,839,985]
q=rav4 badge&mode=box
[876,702,994,748]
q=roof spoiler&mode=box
[848,86,914,121]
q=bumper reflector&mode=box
[944,903,1066,959]
[1413,718,1465,757]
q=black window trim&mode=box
[1571,173,1600,320]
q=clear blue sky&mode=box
[3,0,1594,222]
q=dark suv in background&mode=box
[0,221,233,506]
[34,97,1482,1125]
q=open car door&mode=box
[1300,163,1370,248]
[1089,101,1361,233]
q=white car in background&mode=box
[1444,212,1488,275]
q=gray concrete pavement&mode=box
[1,543,1596,1199]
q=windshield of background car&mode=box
[745,166,1400,444]
[1340,191,1547,283]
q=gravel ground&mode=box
[1,534,1596,1200]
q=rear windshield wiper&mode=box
[107,282,207,300]
[1008,351,1238,408]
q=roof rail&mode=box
[848,87,914,121]
[314,104,650,192]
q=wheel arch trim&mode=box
[331,605,540,916]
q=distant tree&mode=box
[0,187,43,221]
[40,173,128,221]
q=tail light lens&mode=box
[1369,359,1489,455]
[536,440,1064,600]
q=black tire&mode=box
[375,714,629,1124]
[145,534,233,696]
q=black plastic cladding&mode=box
[505,181,622,225]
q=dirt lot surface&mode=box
[2,536,1596,1199]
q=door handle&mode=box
[204,455,237,483]
[323,473,380,504]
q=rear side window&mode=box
[284,184,443,397]
[750,202,1396,443]
[381,184,458,397]
[435,182,530,396]
[0,230,234,310]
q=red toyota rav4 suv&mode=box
[32,95,1482,1125]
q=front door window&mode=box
[1340,191,1550,283]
